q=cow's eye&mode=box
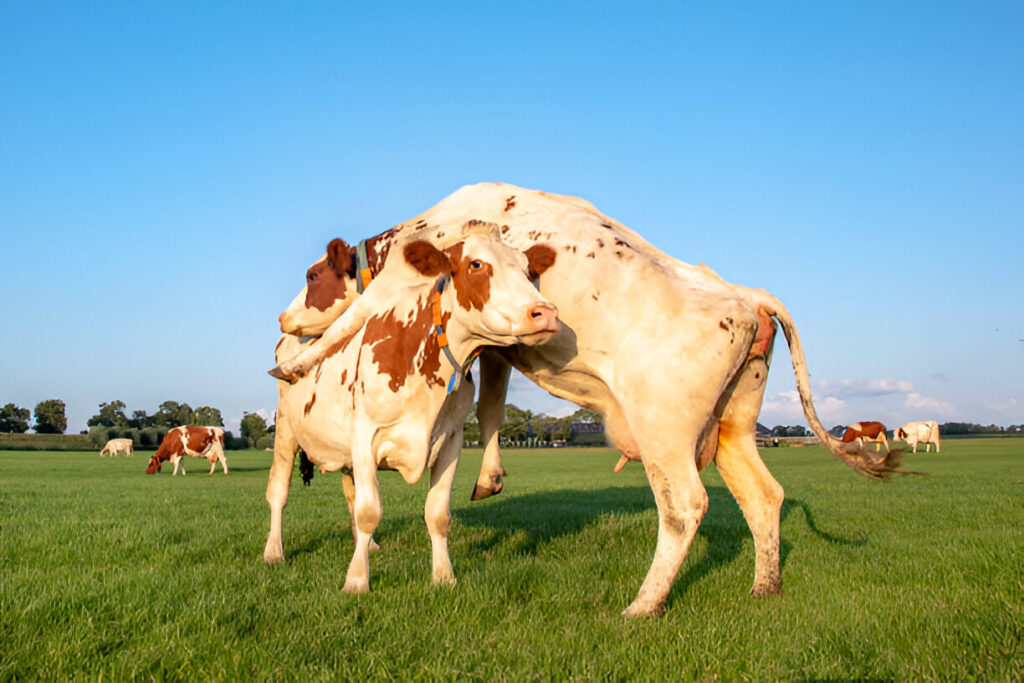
[469,260,483,270]
[307,271,317,282]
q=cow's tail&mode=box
[748,288,904,479]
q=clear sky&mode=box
[2,1,1021,436]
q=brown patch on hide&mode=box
[363,295,446,392]
[748,307,776,360]
[446,243,493,312]
[501,224,510,235]
[504,196,516,211]
[185,426,216,453]
[304,256,350,312]
[364,227,400,274]
[524,244,557,280]
[304,393,317,416]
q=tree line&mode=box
[0,399,272,449]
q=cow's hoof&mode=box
[369,538,380,552]
[342,577,369,594]
[621,601,665,618]
[263,552,284,564]
[432,574,457,587]
[470,477,503,501]
[750,583,782,597]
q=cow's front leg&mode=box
[343,437,381,594]
[472,352,510,501]
[264,416,298,563]
[172,455,185,475]
[425,429,461,585]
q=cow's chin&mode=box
[516,328,559,346]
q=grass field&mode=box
[1,440,1020,679]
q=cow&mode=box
[893,420,941,453]
[263,221,559,594]
[273,182,903,617]
[99,438,133,457]
[146,426,228,475]
[840,421,890,453]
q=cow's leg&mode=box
[172,455,184,475]
[341,471,379,551]
[623,430,708,618]
[715,357,785,596]
[472,352,511,501]
[264,416,298,563]
[425,429,461,585]
[343,436,382,594]
[208,459,216,474]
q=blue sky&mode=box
[2,1,1021,435]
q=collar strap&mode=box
[430,276,480,393]
[355,239,373,294]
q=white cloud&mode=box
[817,377,913,398]
[903,392,957,418]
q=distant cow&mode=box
[841,421,890,453]
[146,426,227,475]
[100,438,133,457]
[894,421,941,453]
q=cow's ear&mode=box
[403,240,452,276]
[326,238,352,276]
[524,244,557,280]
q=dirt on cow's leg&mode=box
[472,352,511,501]
[714,357,784,597]
[622,434,708,618]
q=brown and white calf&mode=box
[100,438,133,457]
[274,182,903,617]
[840,421,890,453]
[146,426,227,475]
[264,221,558,594]
[893,420,940,453]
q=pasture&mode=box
[1,440,1019,679]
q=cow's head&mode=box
[146,455,163,474]
[419,221,559,348]
[279,238,358,337]
[894,427,907,440]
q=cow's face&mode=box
[279,238,358,336]
[428,227,559,347]
[146,456,162,474]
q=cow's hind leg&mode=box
[623,431,708,618]
[264,416,298,563]
[341,471,379,551]
[425,429,461,585]
[715,357,784,596]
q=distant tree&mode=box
[0,403,31,433]
[771,425,787,437]
[33,399,67,434]
[193,406,224,427]
[127,409,152,429]
[463,406,481,445]
[500,404,532,442]
[829,425,847,437]
[241,412,268,447]
[569,408,602,424]
[549,416,573,442]
[87,400,128,428]
[154,401,193,427]
[786,425,807,437]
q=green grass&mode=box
[1,441,1020,679]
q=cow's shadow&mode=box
[452,485,866,606]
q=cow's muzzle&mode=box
[518,301,559,344]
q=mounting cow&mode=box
[273,182,903,617]
[264,222,559,593]
[146,426,227,475]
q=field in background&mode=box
[1,441,1019,679]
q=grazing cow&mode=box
[894,420,941,453]
[274,182,903,617]
[99,438,133,457]
[146,426,227,475]
[263,222,559,594]
[840,421,890,453]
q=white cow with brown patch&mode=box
[894,420,941,453]
[99,438,133,457]
[146,426,227,475]
[274,182,903,617]
[263,222,559,594]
